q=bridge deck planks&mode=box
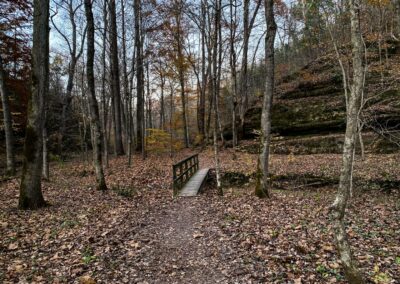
[178,168,210,197]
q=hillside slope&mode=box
[242,39,400,154]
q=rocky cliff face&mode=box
[240,40,400,154]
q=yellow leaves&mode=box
[372,265,392,284]
[366,0,391,7]
[322,244,335,252]
[287,153,296,162]
[79,275,96,284]
[146,128,183,153]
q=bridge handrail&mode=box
[172,154,199,194]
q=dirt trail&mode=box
[129,196,227,283]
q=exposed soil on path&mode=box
[128,195,227,283]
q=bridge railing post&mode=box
[172,153,201,196]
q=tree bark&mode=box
[128,47,135,166]
[330,0,365,282]
[19,0,49,210]
[101,0,109,168]
[198,0,207,142]
[394,0,400,37]
[255,0,276,198]
[42,113,49,180]
[146,61,153,129]
[121,0,130,149]
[174,7,190,148]
[229,0,238,147]
[216,8,224,146]
[109,0,124,155]
[169,81,175,158]
[159,68,165,129]
[134,0,145,156]
[84,0,108,191]
[213,0,223,196]
[239,0,250,134]
[0,56,16,175]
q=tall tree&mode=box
[255,0,276,198]
[212,0,223,195]
[134,0,145,158]
[0,56,16,175]
[393,0,400,37]
[197,0,207,142]
[173,0,190,148]
[101,0,109,167]
[42,113,49,180]
[51,0,86,157]
[84,0,108,191]
[109,0,125,155]
[239,0,261,135]
[157,61,166,129]
[121,0,130,148]
[330,0,365,283]
[19,0,49,210]
[229,0,238,147]
[146,60,153,129]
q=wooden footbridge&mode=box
[172,154,209,197]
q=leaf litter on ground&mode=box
[0,148,399,283]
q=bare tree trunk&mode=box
[134,0,145,156]
[109,0,124,155]
[127,49,135,166]
[146,61,153,129]
[160,70,165,130]
[255,0,276,198]
[121,0,130,149]
[42,119,49,180]
[19,0,49,210]
[239,0,249,134]
[179,71,189,148]
[216,9,224,146]
[84,0,107,191]
[169,82,175,158]
[0,56,16,175]
[357,120,365,160]
[394,0,400,37]
[174,10,190,148]
[101,0,109,168]
[205,22,213,143]
[213,0,223,196]
[330,0,365,282]
[198,0,207,143]
[229,0,238,147]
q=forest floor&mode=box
[0,148,399,284]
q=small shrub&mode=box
[49,153,63,163]
[146,128,183,153]
[82,247,96,265]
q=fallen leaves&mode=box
[0,150,398,283]
[79,275,96,284]
[7,242,18,250]
[192,232,204,239]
